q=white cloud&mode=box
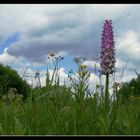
[83,60,100,71]
[114,69,137,84]
[114,30,140,84]
[0,4,133,63]
[0,48,17,65]
[89,72,100,90]
[83,60,97,68]
[115,58,127,69]
[116,30,140,62]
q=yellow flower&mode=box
[80,65,87,69]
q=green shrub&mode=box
[0,64,30,99]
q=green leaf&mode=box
[115,127,128,135]
[14,117,26,135]
[0,124,4,135]
[133,115,140,134]
[97,116,109,134]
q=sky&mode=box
[0,4,140,90]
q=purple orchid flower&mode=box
[100,20,116,75]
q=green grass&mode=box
[0,55,140,135]
[0,90,140,135]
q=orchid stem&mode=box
[105,73,109,108]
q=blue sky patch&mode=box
[0,32,20,54]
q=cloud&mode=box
[82,28,140,84]
[0,47,46,73]
[89,73,100,90]
[115,30,140,76]
[83,60,100,74]
[0,4,140,90]
[0,48,17,65]
[116,30,140,62]
[0,32,20,53]
[0,4,131,63]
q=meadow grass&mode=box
[0,58,140,136]
[0,90,140,135]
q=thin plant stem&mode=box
[105,73,109,108]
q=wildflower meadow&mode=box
[0,19,140,136]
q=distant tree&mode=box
[131,74,140,96]
[117,74,140,104]
[0,63,30,100]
